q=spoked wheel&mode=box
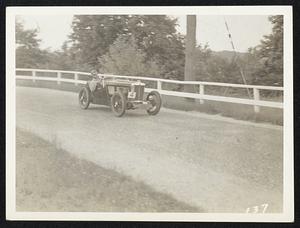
[111,91,126,117]
[78,87,91,109]
[146,91,162,115]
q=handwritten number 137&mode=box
[246,204,268,213]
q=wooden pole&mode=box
[184,15,196,93]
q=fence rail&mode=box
[16,68,284,112]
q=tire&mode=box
[146,91,162,115]
[78,87,91,109]
[111,91,126,117]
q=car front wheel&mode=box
[111,91,126,117]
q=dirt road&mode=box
[16,87,283,212]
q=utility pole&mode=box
[184,15,196,93]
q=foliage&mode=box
[193,47,253,85]
[15,15,283,89]
[69,15,129,67]
[37,42,90,71]
[15,20,48,68]
[248,15,283,86]
[98,36,161,77]
[125,15,185,80]
[193,44,214,81]
[192,15,283,87]
[68,15,185,79]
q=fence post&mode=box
[57,72,61,85]
[253,88,260,113]
[199,84,205,104]
[74,73,78,86]
[32,70,36,83]
[157,80,162,91]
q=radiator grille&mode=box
[134,85,144,100]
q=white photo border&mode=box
[6,6,294,222]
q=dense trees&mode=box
[248,15,283,86]
[69,15,129,68]
[68,15,185,79]
[16,20,47,68]
[98,36,161,77]
[15,15,283,87]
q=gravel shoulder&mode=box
[16,128,199,212]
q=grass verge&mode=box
[16,128,200,212]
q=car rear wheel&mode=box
[111,91,126,117]
[146,91,162,115]
[79,87,91,109]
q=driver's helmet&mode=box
[91,70,98,79]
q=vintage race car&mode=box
[78,75,162,117]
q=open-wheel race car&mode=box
[78,74,162,117]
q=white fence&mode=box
[16,68,284,113]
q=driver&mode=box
[89,70,102,92]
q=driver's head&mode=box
[91,70,98,78]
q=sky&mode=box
[19,15,273,52]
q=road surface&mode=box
[16,87,283,213]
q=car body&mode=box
[78,75,162,117]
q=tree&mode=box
[69,15,130,68]
[193,44,212,81]
[126,15,185,80]
[98,36,161,77]
[249,15,283,86]
[15,20,47,68]
[69,15,185,79]
[38,41,87,71]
